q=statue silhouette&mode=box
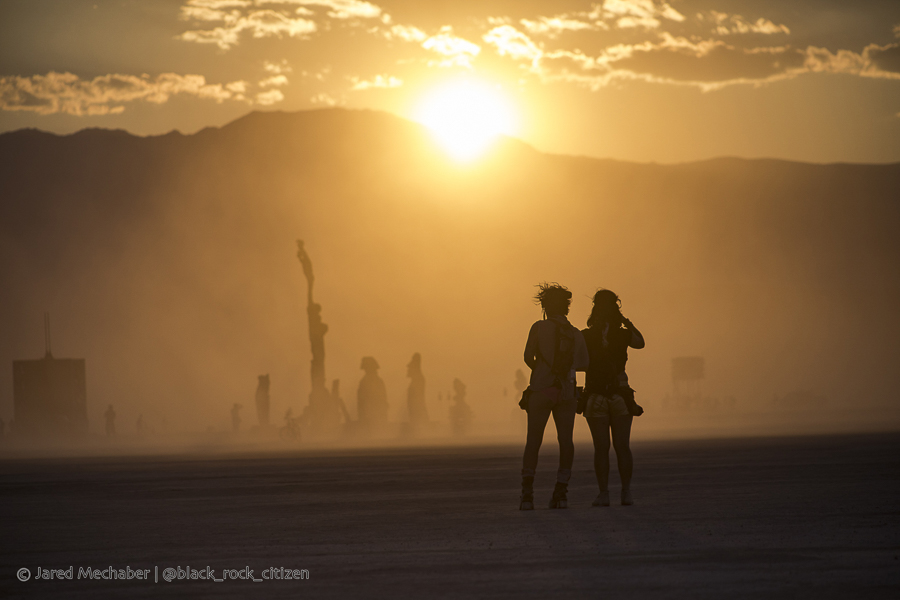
[449,378,472,437]
[357,356,388,432]
[104,404,116,437]
[255,374,270,427]
[406,353,428,426]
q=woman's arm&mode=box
[523,322,539,369]
[623,318,645,349]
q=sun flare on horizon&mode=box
[413,79,519,162]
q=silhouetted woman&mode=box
[520,283,589,510]
[581,289,644,506]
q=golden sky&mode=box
[2,0,900,163]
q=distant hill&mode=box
[2,108,899,432]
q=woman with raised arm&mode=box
[581,289,645,506]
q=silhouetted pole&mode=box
[297,240,330,406]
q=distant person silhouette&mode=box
[520,283,588,510]
[255,374,271,427]
[514,369,527,397]
[136,414,146,436]
[357,357,388,431]
[231,403,243,433]
[449,378,472,437]
[581,289,645,506]
[406,353,429,427]
[331,379,352,425]
[509,369,528,432]
[104,404,116,437]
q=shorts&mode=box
[583,393,630,418]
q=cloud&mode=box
[349,74,402,90]
[706,12,790,36]
[255,89,285,105]
[271,0,382,20]
[171,0,900,99]
[0,72,252,116]
[520,16,601,38]
[180,8,317,49]
[421,27,480,67]
[310,92,338,105]
[179,0,384,49]
[483,25,542,69]
[600,0,685,30]
[385,24,426,43]
[804,43,900,80]
[263,60,292,74]
[259,74,289,87]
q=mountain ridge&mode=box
[4,107,899,169]
[1,106,898,433]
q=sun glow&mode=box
[413,79,518,162]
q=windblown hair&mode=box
[587,289,623,328]
[534,282,572,316]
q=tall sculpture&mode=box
[296,240,343,436]
[297,240,328,400]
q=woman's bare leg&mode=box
[610,415,633,491]
[586,416,611,491]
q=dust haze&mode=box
[2,108,899,454]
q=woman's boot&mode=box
[519,476,534,510]
[549,481,568,509]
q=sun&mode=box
[413,79,518,162]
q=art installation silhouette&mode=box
[357,356,388,433]
[280,408,301,441]
[104,404,116,437]
[519,283,589,511]
[581,289,645,507]
[449,378,472,437]
[296,240,345,438]
[255,374,271,427]
[406,353,428,427]
[231,403,242,433]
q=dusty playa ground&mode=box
[2,433,899,599]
